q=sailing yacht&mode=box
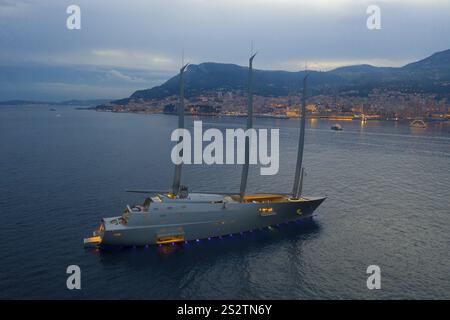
[84,55,326,247]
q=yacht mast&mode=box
[292,73,309,198]
[171,63,189,195]
[239,53,257,201]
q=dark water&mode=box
[0,105,449,299]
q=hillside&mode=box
[109,49,450,106]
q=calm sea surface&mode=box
[0,105,449,299]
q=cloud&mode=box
[0,0,16,7]
[272,57,413,72]
[0,48,178,73]
[0,0,33,7]
[91,49,175,70]
[0,0,34,15]
[107,69,146,82]
[0,63,173,101]
[27,81,134,100]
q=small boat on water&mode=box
[50,108,57,111]
[410,119,427,128]
[331,124,343,131]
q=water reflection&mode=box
[309,118,318,128]
[84,220,322,298]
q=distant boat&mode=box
[50,108,57,111]
[410,119,427,128]
[331,124,343,131]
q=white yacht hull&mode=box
[87,195,325,247]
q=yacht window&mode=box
[258,207,276,216]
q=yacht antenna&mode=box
[239,52,257,201]
[171,62,189,195]
[292,72,309,198]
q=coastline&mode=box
[90,108,450,122]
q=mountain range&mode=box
[112,49,450,105]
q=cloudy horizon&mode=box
[1,0,449,101]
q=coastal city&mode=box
[97,88,450,122]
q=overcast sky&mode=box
[0,0,449,100]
